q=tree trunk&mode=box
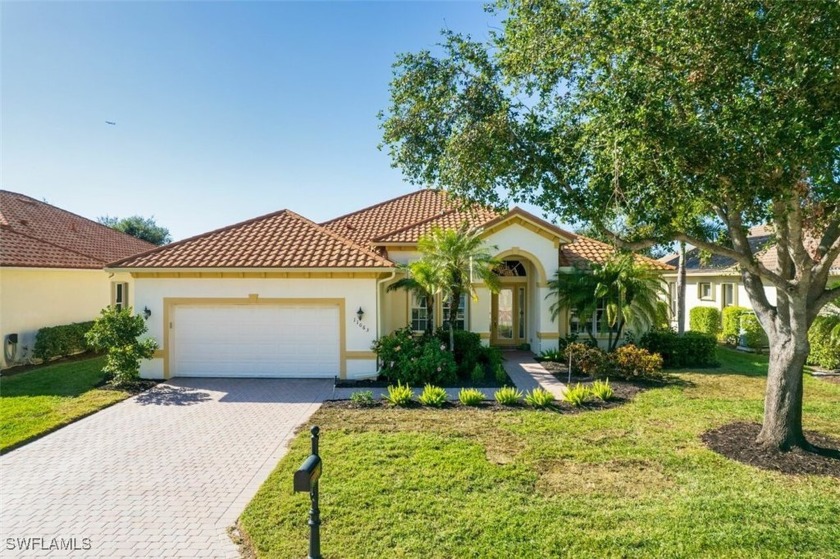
[676,241,686,334]
[426,297,435,335]
[447,291,460,352]
[756,327,809,450]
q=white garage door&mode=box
[171,304,341,378]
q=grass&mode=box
[240,347,840,558]
[0,356,132,453]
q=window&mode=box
[112,282,129,310]
[442,293,467,330]
[569,309,583,334]
[410,294,429,332]
[721,283,735,308]
[698,282,714,301]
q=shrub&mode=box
[434,328,484,378]
[384,382,414,406]
[740,313,768,350]
[85,307,157,386]
[458,388,485,406]
[690,307,721,335]
[590,379,614,400]
[350,390,375,407]
[721,306,751,345]
[564,383,592,407]
[419,384,448,407]
[539,348,563,361]
[494,364,508,384]
[524,388,554,408]
[372,327,457,385]
[639,329,718,368]
[609,345,664,381]
[470,363,485,383]
[564,342,609,376]
[33,321,94,362]
[808,315,840,370]
[494,386,523,406]
[479,345,503,374]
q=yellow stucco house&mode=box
[0,190,154,368]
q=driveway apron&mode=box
[0,378,331,558]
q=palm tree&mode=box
[548,253,665,350]
[418,225,501,351]
[386,260,443,335]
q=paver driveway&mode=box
[1,378,332,558]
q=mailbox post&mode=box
[293,426,322,559]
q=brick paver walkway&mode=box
[0,378,331,558]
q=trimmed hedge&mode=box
[721,306,750,345]
[639,329,718,368]
[33,321,94,362]
[808,315,840,370]
[740,313,768,350]
[689,307,721,335]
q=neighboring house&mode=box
[660,225,840,325]
[107,189,670,380]
[0,190,155,368]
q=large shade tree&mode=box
[380,1,840,450]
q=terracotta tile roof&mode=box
[108,209,393,269]
[373,206,502,244]
[559,233,674,270]
[321,189,467,245]
[0,190,155,269]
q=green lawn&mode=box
[240,348,840,558]
[0,356,132,453]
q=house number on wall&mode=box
[353,318,370,333]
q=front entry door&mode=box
[491,285,526,346]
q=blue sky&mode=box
[2,1,508,241]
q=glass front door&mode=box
[492,285,526,346]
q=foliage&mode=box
[493,386,523,406]
[538,348,562,362]
[387,262,444,334]
[609,345,664,381]
[590,379,614,401]
[563,383,592,407]
[721,306,751,346]
[689,307,721,336]
[481,346,503,374]
[457,388,485,406]
[639,330,718,368]
[384,383,414,407]
[418,384,449,407]
[548,253,666,350]
[372,327,458,385]
[98,215,171,245]
[740,314,768,350]
[524,388,554,409]
[33,321,94,362]
[85,307,157,386]
[350,390,376,407]
[564,342,608,377]
[470,364,485,384]
[419,225,501,351]
[435,328,483,378]
[380,0,840,449]
[493,364,507,385]
[807,316,840,370]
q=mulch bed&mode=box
[323,380,642,414]
[814,374,840,385]
[702,422,840,478]
[98,379,161,394]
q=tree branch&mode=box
[814,284,840,313]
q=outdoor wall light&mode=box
[143,306,152,320]
[356,307,364,321]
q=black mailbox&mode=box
[293,454,322,492]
